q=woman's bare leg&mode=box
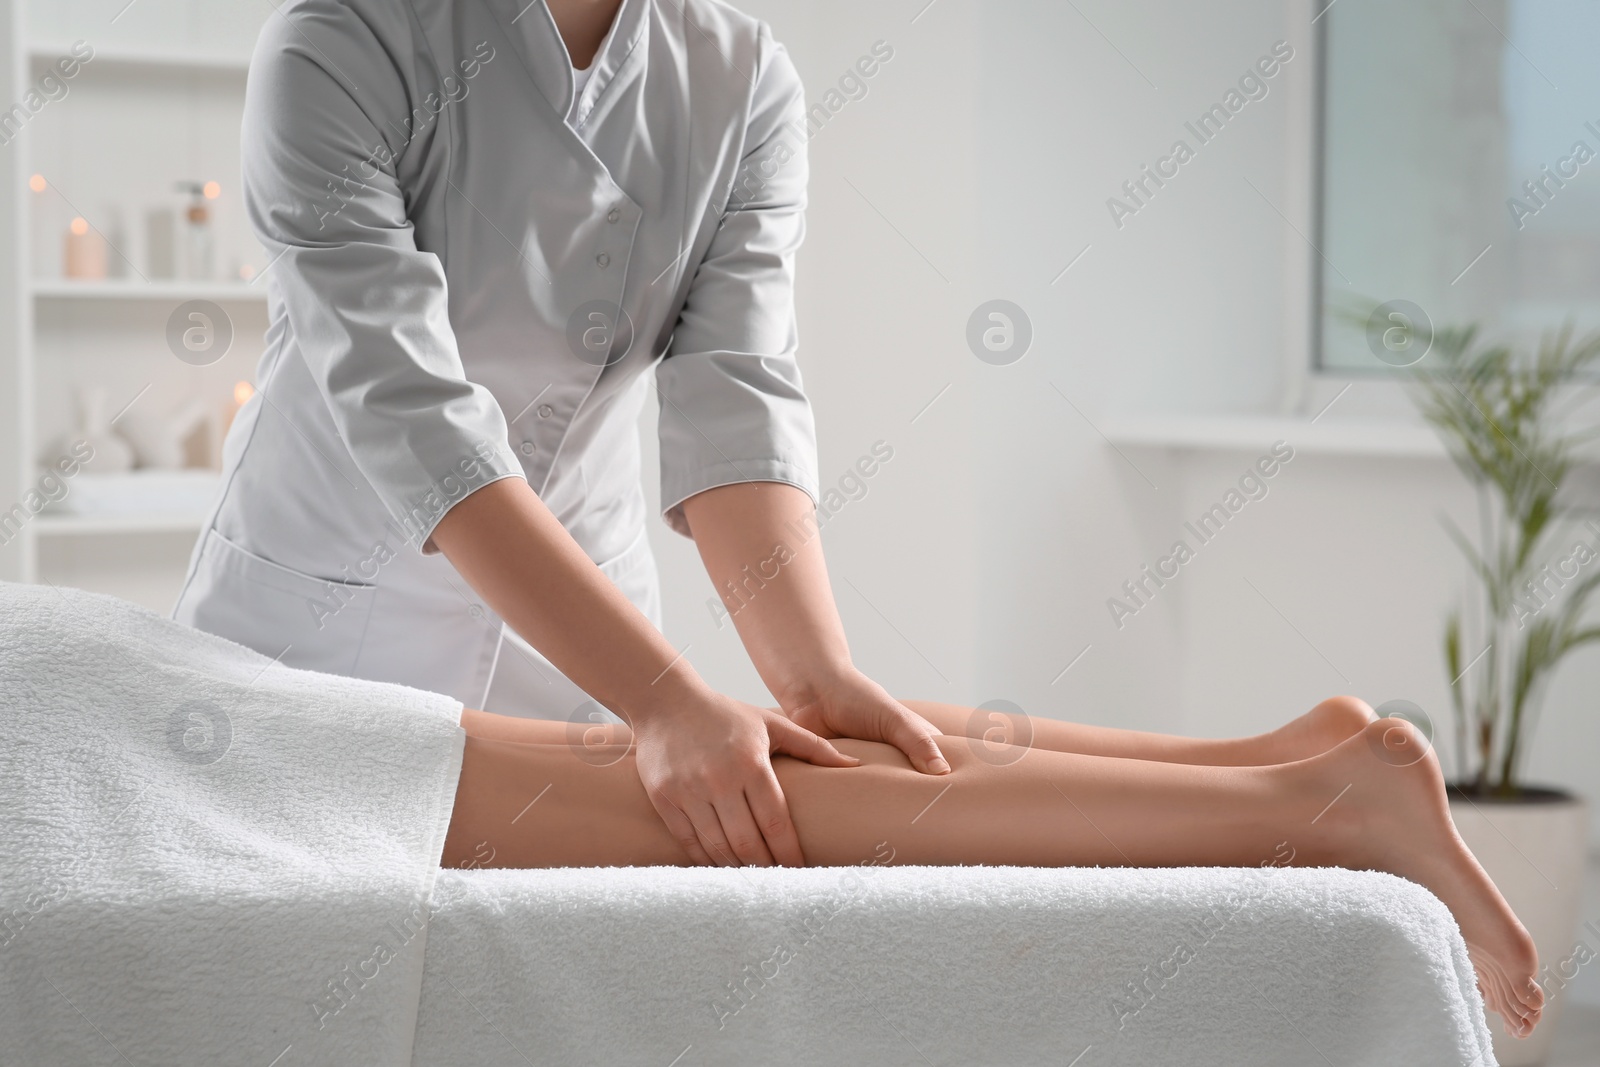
[444,712,1541,1037]
[899,695,1375,764]
[458,695,1378,766]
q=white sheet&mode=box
[414,864,1497,1067]
[0,582,465,1067]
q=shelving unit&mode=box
[31,279,269,301]
[27,42,251,75]
[1,0,271,608]
[32,506,217,537]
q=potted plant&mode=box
[1410,322,1599,1065]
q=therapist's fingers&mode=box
[646,789,716,867]
[766,715,862,768]
[712,790,780,868]
[683,798,742,867]
[880,704,951,775]
[744,767,806,867]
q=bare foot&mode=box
[1307,719,1543,1038]
[1260,695,1376,763]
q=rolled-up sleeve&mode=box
[656,29,819,538]
[242,4,521,551]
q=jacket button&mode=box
[537,404,554,418]
[607,208,620,223]
[519,441,535,456]
[596,252,610,268]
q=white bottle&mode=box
[146,207,177,280]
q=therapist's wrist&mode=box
[767,656,860,714]
[610,663,718,727]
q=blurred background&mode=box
[1,0,1598,1054]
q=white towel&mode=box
[0,582,465,1067]
[414,864,1497,1066]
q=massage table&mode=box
[0,584,1496,1066]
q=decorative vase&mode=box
[119,398,209,470]
[71,388,134,474]
[1448,789,1590,1066]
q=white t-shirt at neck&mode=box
[572,61,595,99]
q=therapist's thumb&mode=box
[766,715,862,768]
[885,710,951,775]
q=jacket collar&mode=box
[485,0,650,126]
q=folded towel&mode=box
[0,582,465,1067]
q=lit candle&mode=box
[63,216,108,280]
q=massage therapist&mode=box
[173,0,950,868]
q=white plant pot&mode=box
[1448,789,1590,1067]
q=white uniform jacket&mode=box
[174,0,819,715]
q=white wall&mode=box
[661,0,1302,732]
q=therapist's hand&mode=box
[630,688,860,868]
[678,482,953,781]
[779,666,951,776]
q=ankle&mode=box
[1268,745,1372,866]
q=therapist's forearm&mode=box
[430,477,711,719]
[679,482,854,706]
